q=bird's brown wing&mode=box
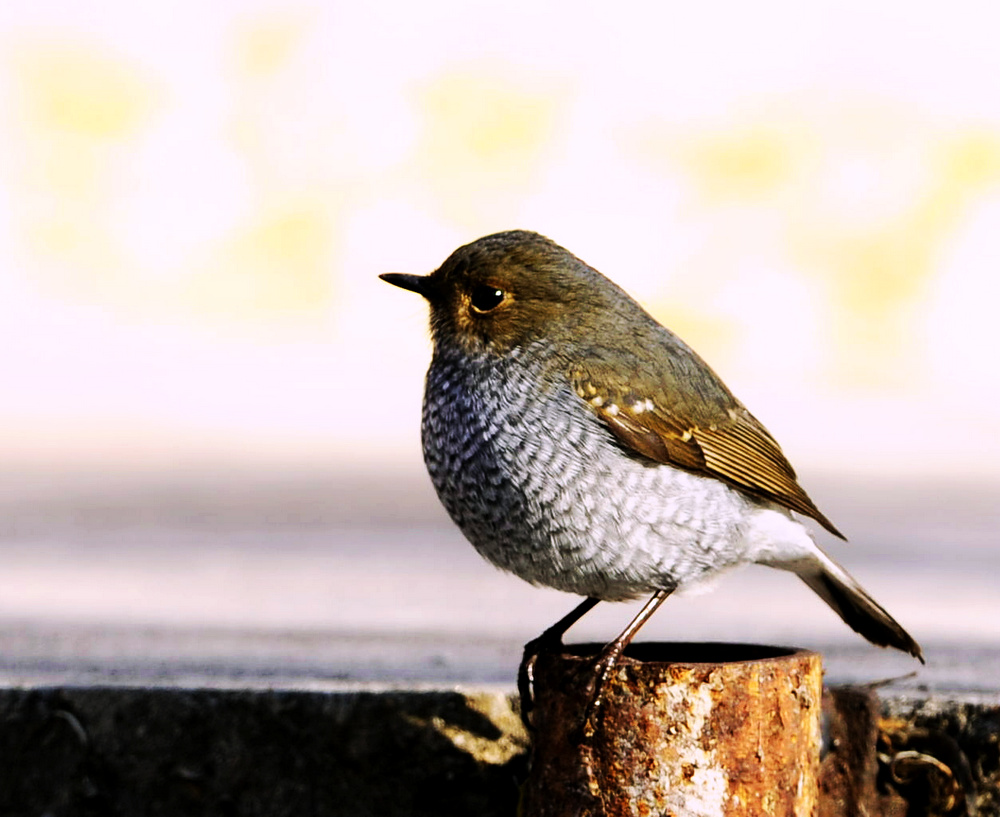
[571,366,844,539]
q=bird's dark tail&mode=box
[797,552,924,663]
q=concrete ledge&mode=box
[2,680,997,817]
[0,682,529,817]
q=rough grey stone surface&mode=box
[0,683,529,817]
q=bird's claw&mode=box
[580,644,625,738]
[517,631,564,730]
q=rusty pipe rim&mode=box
[559,641,819,668]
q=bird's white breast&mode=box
[421,343,760,601]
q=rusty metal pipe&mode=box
[521,642,823,817]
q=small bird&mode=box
[381,230,922,717]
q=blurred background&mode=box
[0,0,997,686]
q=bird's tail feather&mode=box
[798,553,924,663]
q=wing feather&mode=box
[572,369,844,538]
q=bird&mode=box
[381,229,923,724]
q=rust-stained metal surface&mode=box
[520,642,823,817]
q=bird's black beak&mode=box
[380,273,432,297]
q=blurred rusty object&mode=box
[819,685,885,816]
[520,642,822,817]
[820,686,981,817]
[877,721,978,817]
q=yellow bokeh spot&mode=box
[235,13,309,77]
[29,134,102,195]
[812,228,929,316]
[941,133,1000,187]
[675,127,806,201]
[192,203,334,318]
[27,217,81,257]
[421,73,558,165]
[15,42,156,138]
[414,69,565,225]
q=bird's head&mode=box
[381,230,642,357]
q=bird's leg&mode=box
[518,597,601,729]
[582,588,673,738]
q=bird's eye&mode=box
[470,285,506,313]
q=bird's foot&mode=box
[580,641,627,739]
[517,630,565,731]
